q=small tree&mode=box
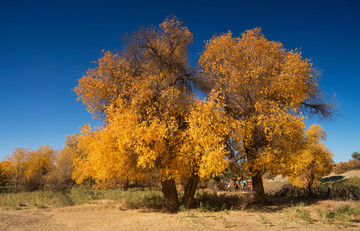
[5,147,29,191]
[352,152,360,161]
[285,124,334,193]
[5,146,57,191]
[25,146,57,190]
[45,135,78,190]
[0,160,10,188]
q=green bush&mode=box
[142,193,164,208]
[317,204,360,226]
[195,191,236,212]
[287,202,312,225]
[274,179,360,200]
[349,177,360,187]
[328,181,360,200]
[69,187,100,205]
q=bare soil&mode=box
[0,198,359,230]
[327,170,360,179]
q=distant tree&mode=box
[333,151,360,174]
[45,135,78,190]
[0,161,10,188]
[334,159,360,174]
[285,124,334,193]
[352,152,360,161]
[5,146,57,191]
[5,147,29,191]
[23,145,57,191]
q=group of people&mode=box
[224,179,252,192]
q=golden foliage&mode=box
[334,159,360,174]
[44,135,79,190]
[26,145,56,179]
[4,146,57,191]
[73,16,219,186]
[73,17,332,204]
[286,124,334,188]
[199,28,328,177]
[181,97,230,178]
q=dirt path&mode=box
[1,200,359,231]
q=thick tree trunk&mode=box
[182,174,200,208]
[161,178,180,212]
[251,172,266,205]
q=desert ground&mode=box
[0,197,359,230]
[1,170,360,230]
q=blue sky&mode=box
[0,0,359,163]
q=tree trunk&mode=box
[123,177,129,191]
[251,172,266,205]
[182,174,200,208]
[307,173,314,196]
[161,178,180,212]
[15,175,19,192]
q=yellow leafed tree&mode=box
[74,17,334,209]
[25,145,57,190]
[4,146,57,191]
[45,135,79,190]
[73,16,229,211]
[5,147,29,191]
[285,124,334,192]
[199,28,333,204]
[0,160,10,187]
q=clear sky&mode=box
[0,0,359,163]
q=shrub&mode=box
[272,179,360,200]
[287,202,312,225]
[272,185,309,197]
[44,170,68,191]
[123,189,164,209]
[69,187,96,205]
[195,191,237,212]
[328,181,360,200]
[259,215,269,224]
[334,159,360,174]
[348,177,360,187]
[317,204,360,227]
[142,193,164,208]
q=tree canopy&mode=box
[74,16,230,211]
[285,124,334,190]
[199,28,332,203]
[73,16,333,210]
[3,146,57,191]
[352,152,360,161]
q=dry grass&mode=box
[0,187,165,210]
[1,198,359,230]
[1,171,360,230]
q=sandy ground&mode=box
[327,170,360,179]
[1,199,359,231]
[1,171,359,230]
